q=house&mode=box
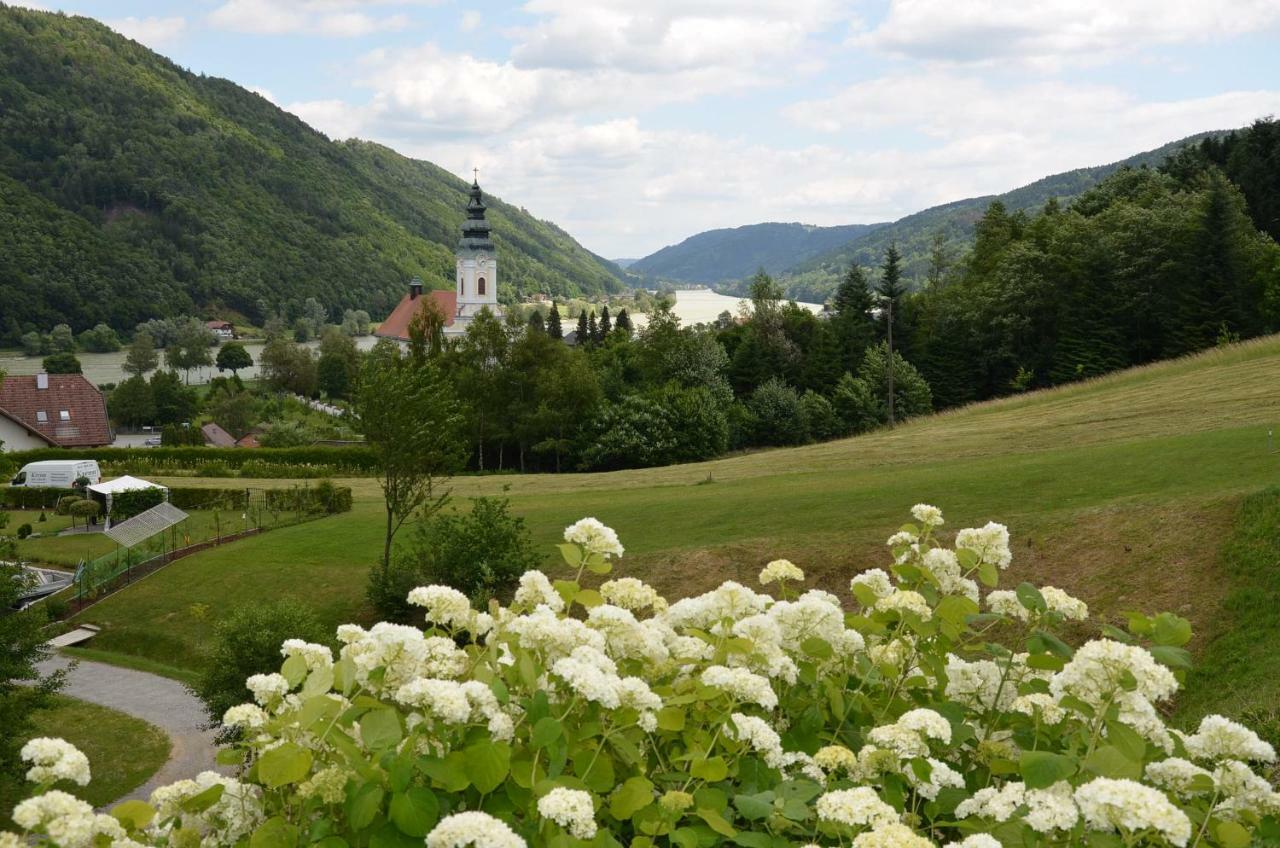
[201,422,236,448]
[235,432,261,449]
[206,320,235,340]
[0,373,113,451]
[377,178,503,342]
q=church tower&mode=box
[455,177,498,320]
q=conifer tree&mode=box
[599,305,612,338]
[830,264,877,372]
[587,312,599,343]
[528,311,546,334]
[575,310,589,343]
[614,309,632,336]
[547,303,563,339]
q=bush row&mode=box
[1,484,352,515]
[3,445,377,473]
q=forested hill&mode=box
[0,5,624,337]
[690,133,1220,301]
[629,222,885,283]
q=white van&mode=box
[9,460,102,489]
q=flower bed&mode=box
[7,505,1278,847]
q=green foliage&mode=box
[108,487,166,521]
[0,6,622,332]
[78,323,121,352]
[370,496,541,622]
[194,599,329,743]
[40,352,81,374]
[258,419,315,448]
[746,377,809,446]
[122,332,159,378]
[259,338,317,397]
[150,370,197,425]
[108,376,155,428]
[215,342,253,375]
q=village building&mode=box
[377,178,502,342]
[205,319,235,339]
[0,373,113,451]
[200,421,236,448]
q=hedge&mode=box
[1,487,73,509]
[4,445,377,475]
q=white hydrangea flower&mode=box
[537,787,597,840]
[956,782,1026,822]
[246,672,290,705]
[20,738,91,787]
[1039,586,1088,620]
[148,771,264,845]
[874,589,932,620]
[1074,778,1191,846]
[699,665,778,709]
[564,517,624,559]
[868,709,951,758]
[1011,693,1065,724]
[956,522,1012,569]
[907,757,965,800]
[758,558,804,585]
[768,590,846,651]
[813,745,858,774]
[395,679,473,724]
[1213,759,1280,818]
[852,822,933,848]
[598,576,663,611]
[815,786,898,828]
[1050,639,1179,707]
[985,590,1029,621]
[944,655,1009,712]
[1145,758,1214,795]
[513,570,565,613]
[340,623,469,694]
[425,811,526,848]
[1183,714,1277,763]
[12,791,123,847]
[222,703,268,730]
[587,604,669,665]
[1024,781,1080,833]
[911,503,944,526]
[280,639,333,671]
[507,605,606,661]
[552,646,625,708]
[408,585,475,629]
[944,836,1002,848]
[297,765,350,804]
[850,568,895,601]
[663,581,771,630]
[725,713,786,769]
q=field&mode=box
[68,335,1280,720]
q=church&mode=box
[375,177,503,342]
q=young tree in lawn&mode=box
[123,330,159,378]
[215,341,253,376]
[40,352,81,374]
[546,302,564,339]
[353,340,467,575]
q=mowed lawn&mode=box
[74,336,1280,716]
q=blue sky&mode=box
[19,0,1280,258]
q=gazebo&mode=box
[86,476,169,527]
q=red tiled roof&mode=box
[206,320,233,330]
[0,374,112,447]
[235,433,261,448]
[201,421,236,447]
[375,289,457,341]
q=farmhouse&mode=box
[206,319,234,339]
[377,178,502,342]
[0,373,113,451]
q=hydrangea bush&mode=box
[8,507,1280,848]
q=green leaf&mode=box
[1083,746,1143,780]
[1105,721,1147,762]
[1151,613,1193,647]
[281,653,308,687]
[1149,645,1193,669]
[656,707,685,731]
[1025,653,1065,671]
[302,665,335,698]
[390,787,439,837]
[611,776,655,820]
[1216,820,1252,848]
[1019,751,1076,789]
[575,589,604,608]
[1015,582,1046,612]
[250,816,299,848]
[801,637,833,659]
[347,783,385,831]
[216,748,245,766]
[732,793,773,821]
[977,561,999,588]
[690,757,728,782]
[360,708,403,752]
[733,834,773,848]
[181,783,225,813]
[696,808,736,837]
[258,742,313,788]
[558,543,583,568]
[111,800,155,830]
[464,741,511,794]
[531,717,563,749]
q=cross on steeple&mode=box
[472,167,479,184]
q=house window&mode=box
[60,410,70,421]
[36,410,48,423]
[478,277,486,296]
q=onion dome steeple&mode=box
[459,174,494,252]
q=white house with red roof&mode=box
[0,373,113,451]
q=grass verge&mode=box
[59,646,202,688]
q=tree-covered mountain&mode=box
[0,4,624,338]
[629,222,885,284]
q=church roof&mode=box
[375,289,457,342]
[459,180,494,252]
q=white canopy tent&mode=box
[86,476,169,527]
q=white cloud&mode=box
[460,11,481,33]
[858,0,1280,66]
[207,1,422,37]
[107,15,187,48]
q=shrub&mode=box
[16,524,32,540]
[10,505,1279,848]
[107,488,166,521]
[369,496,540,622]
[193,599,329,744]
[747,377,809,446]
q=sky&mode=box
[16,0,1280,259]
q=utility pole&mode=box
[885,297,896,427]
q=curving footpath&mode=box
[36,655,223,803]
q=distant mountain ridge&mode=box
[629,222,886,284]
[0,4,624,335]
[633,132,1225,302]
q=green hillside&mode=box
[712,133,1221,301]
[67,334,1280,720]
[629,221,884,284]
[0,4,624,336]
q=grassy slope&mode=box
[26,695,170,807]
[73,336,1280,720]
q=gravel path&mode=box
[36,655,223,803]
